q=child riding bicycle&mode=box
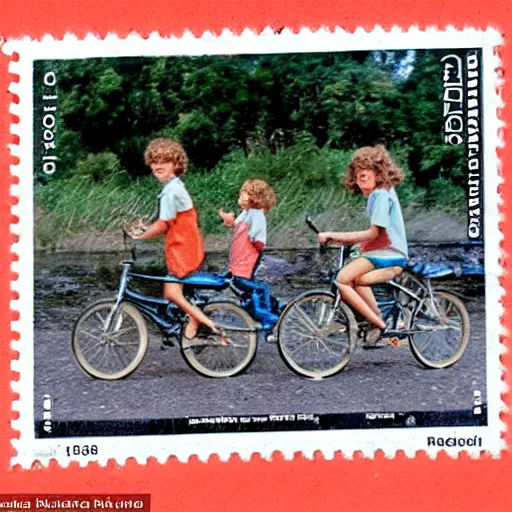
[128,138,222,340]
[318,145,408,346]
[219,179,278,321]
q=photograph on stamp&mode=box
[6,29,502,465]
[33,47,487,431]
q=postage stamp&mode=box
[4,27,504,467]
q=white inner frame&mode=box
[4,27,505,467]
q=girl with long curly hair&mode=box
[318,145,409,346]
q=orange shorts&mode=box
[164,208,204,278]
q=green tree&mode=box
[49,50,464,196]
[399,51,465,189]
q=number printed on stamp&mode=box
[4,27,504,467]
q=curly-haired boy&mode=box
[130,138,220,340]
[219,179,277,277]
[219,179,277,313]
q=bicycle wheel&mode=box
[408,291,470,369]
[181,301,258,378]
[72,300,148,380]
[277,291,357,379]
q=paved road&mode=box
[34,300,486,422]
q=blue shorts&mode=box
[359,249,408,270]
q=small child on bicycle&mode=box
[219,179,277,313]
[318,144,408,345]
[129,138,221,340]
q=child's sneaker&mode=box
[266,333,278,343]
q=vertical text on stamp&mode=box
[441,50,483,240]
[40,69,58,176]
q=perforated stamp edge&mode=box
[3,26,506,467]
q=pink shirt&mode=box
[228,209,267,278]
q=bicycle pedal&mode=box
[161,337,176,348]
[388,337,408,347]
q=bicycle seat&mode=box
[166,272,231,289]
[406,262,455,279]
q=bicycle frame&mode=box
[106,261,230,337]
[332,245,434,336]
[106,243,434,341]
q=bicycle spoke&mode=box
[80,340,106,358]
[109,343,129,371]
[287,317,316,338]
[79,329,103,342]
[94,311,108,327]
[409,291,469,367]
[105,327,138,342]
[315,337,346,356]
[82,343,105,362]
[106,326,137,338]
[113,341,134,364]
[416,335,434,353]
[292,304,321,333]
[286,338,315,356]
[90,344,109,367]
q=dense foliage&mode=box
[35,50,466,244]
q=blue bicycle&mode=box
[72,254,285,379]
[275,217,471,378]
[71,257,264,379]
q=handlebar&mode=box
[305,214,331,254]
[122,227,138,262]
[122,218,150,262]
[304,214,320,234]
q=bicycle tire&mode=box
[277,290,357,379]
[72,299,148,380]
[181,301,258,378]
[408,291,470,369]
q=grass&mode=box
[35,144,467,250]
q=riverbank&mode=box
[35,209,469,253]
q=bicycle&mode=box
[275,216,471,379]
[71,258,260,380]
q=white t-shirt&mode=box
[366,188,408,258]
[158,177,193,221]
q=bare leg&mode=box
[163,282,215,338]
[352,267,404,315]
[336,258,387,329]
[184,316,200,339]
[355,267,403,286]
[354,285,381,316]
[355,267,405,342]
